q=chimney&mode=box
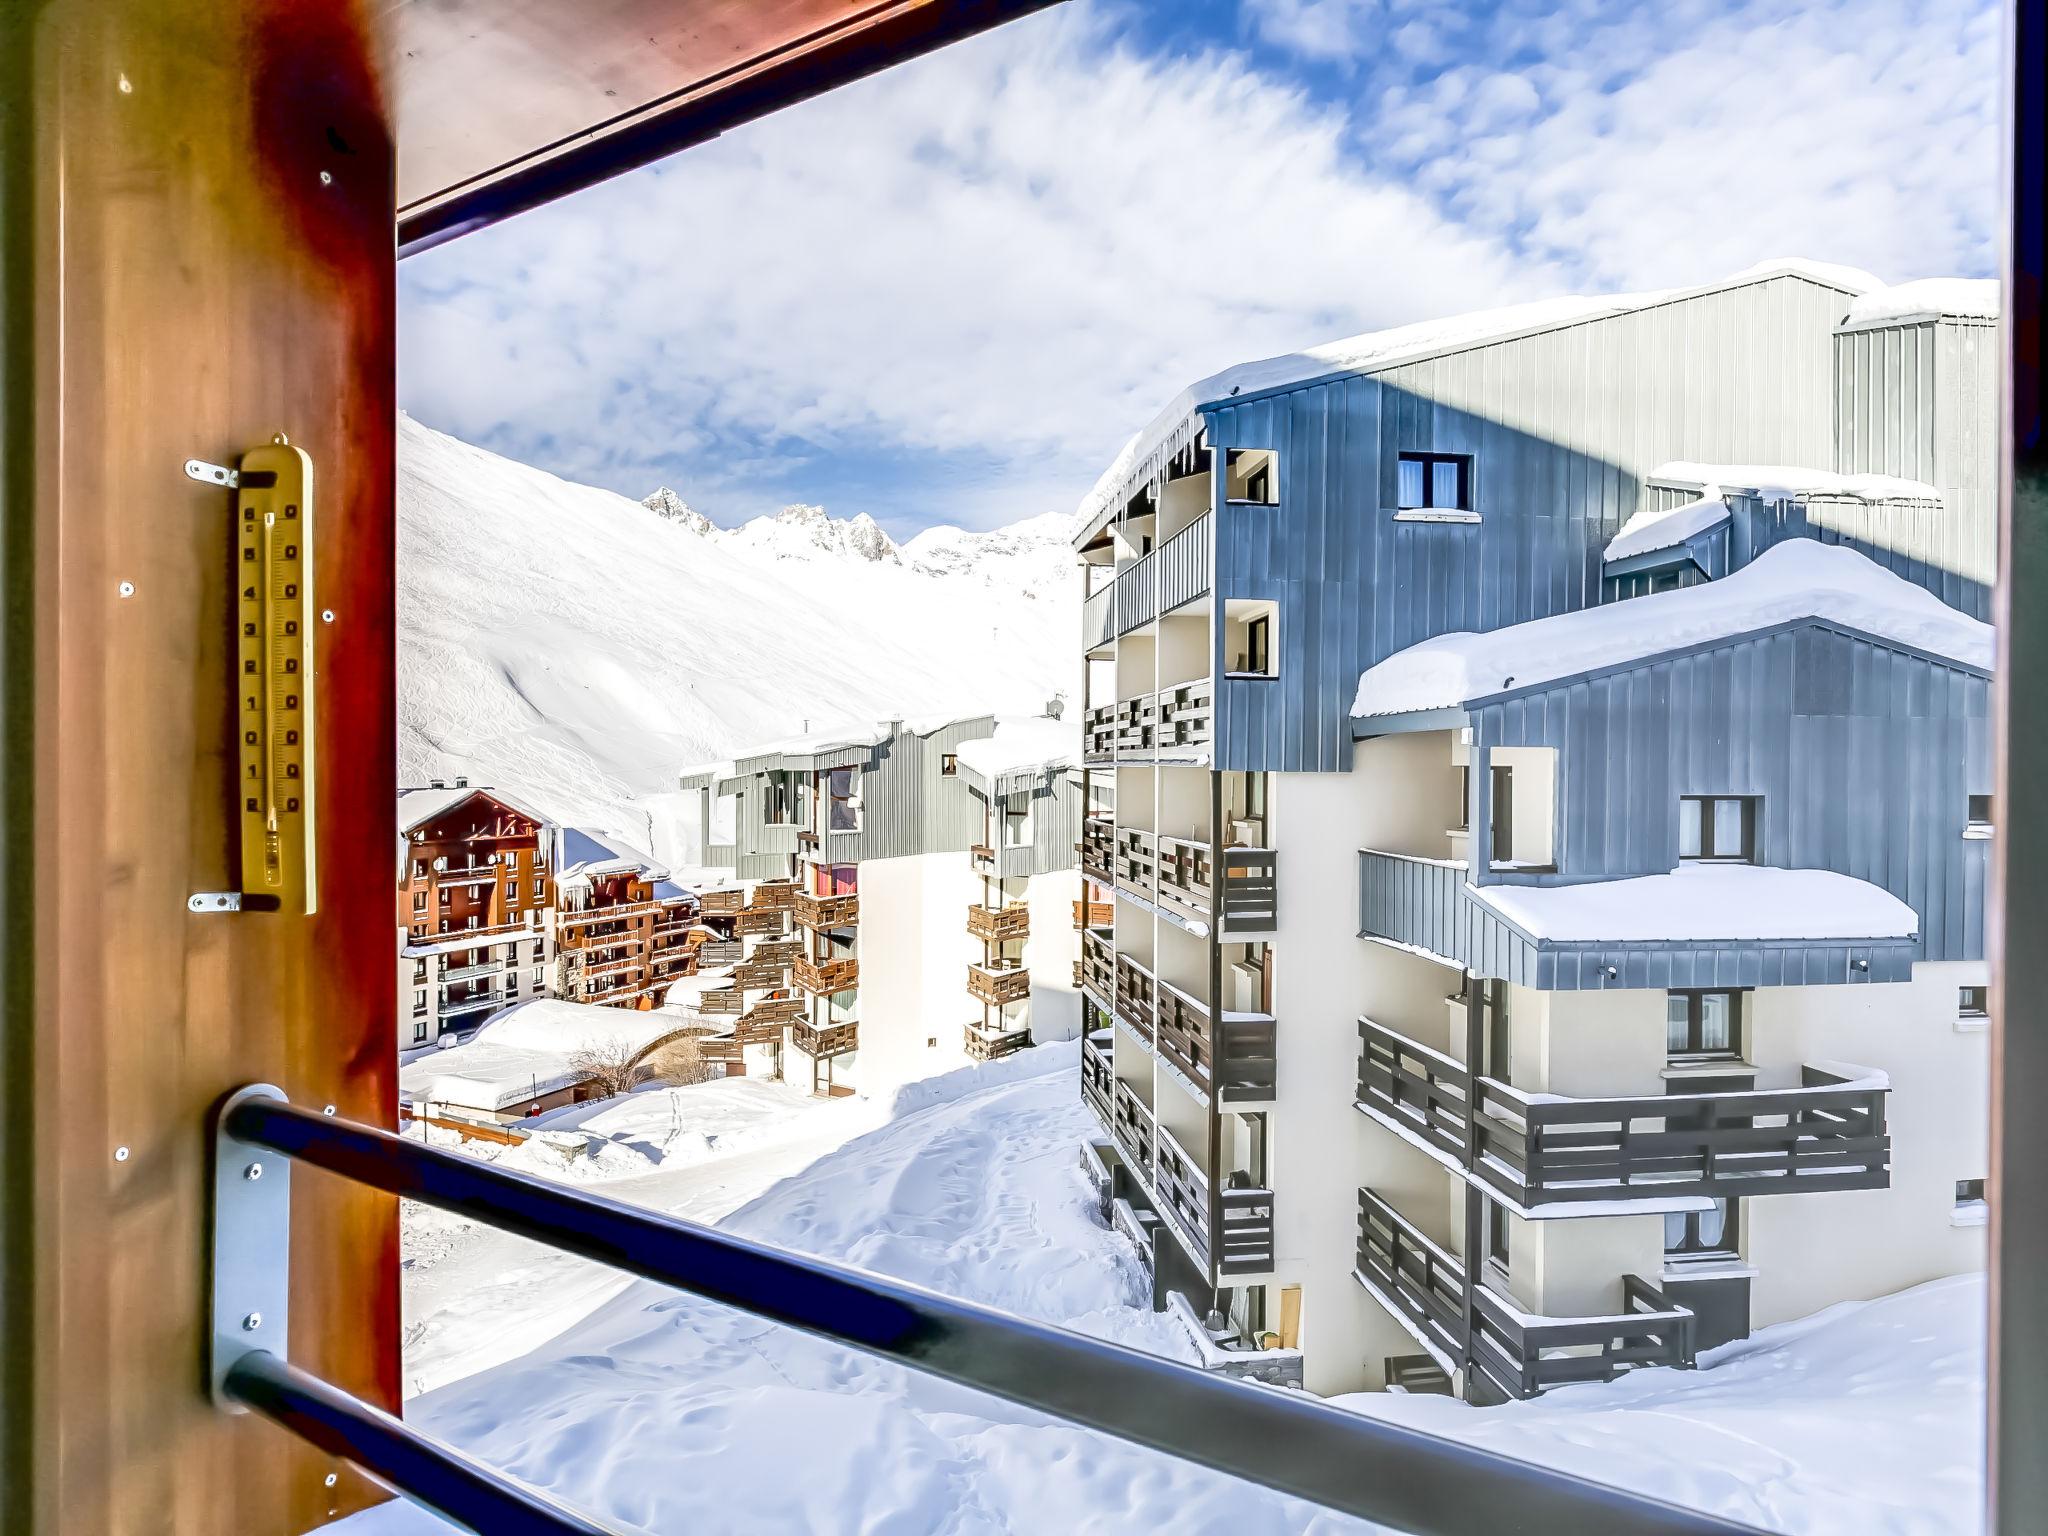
[429,777,447,789]
[455,775,468,788]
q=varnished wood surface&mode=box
[16,2,399,1530]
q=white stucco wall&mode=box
[849,850,980,1091]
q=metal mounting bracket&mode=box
[185,457,240,488]
[211,1083,291,1410]
[189,892,242,913]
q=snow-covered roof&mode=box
[954,715,1078,790]
[1841,277,1999,330]
[1470,864,1917,945]
[1603,497,1732,564]
[557,826,666,883]
[397,782,553,834]
[1073,261,1886,542]
[683,712,998,782]
[1352,541,1991,720]
[1647,462,1943,504]
[399,999,690,1113]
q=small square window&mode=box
[941,754,958,777]
[1396,452,1473,512]
[1967,795,1994,835]
[1954,1178,1989,1226]
[1225,448,1279,505]
[1667,990,1742,1058]
[1960,985,1989,1019]
[1678,796,1756,861]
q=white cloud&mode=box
[399,3,1546,529]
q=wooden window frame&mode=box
[1395,451,1473,512]
[1666,988,1744,1060]
[1678,795,1757,862]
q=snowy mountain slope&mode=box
[399,417,1078,859]
[345,1043,1984,1536]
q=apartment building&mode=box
[1072,263,1997,1400]
[680,713,1083,1093]
[553,826,702,1010]
[397,781,556,1047]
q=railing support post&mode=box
[210,1084,293,1410]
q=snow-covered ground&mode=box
[398,415,1079,864]
[345,1044,1984,1536]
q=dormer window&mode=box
[1679,796,1756,862]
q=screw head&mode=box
[243,1161,263,1181]
[319,170,333,186]
[323,1104,337,1116]
[324,1474,339,1488]
[242,1312,262,1331]
[117,581,135,597]
[321,609,335,623]
[118,74,133,94]
[113,1146,129,1162]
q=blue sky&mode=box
[398,0,2000,539]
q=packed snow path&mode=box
[347,1046,1985,1536]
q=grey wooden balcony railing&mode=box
[1354,1189,1695,1403]
[1081,928,1116,1007]
[1082,581,1115,650]
[1358,849,1470,963]
[1079,816,1117,882]
[1112,1076,1154,1179]
[1113,951,1156,1044]
[1356,1016,1892,1205]
[1155,1123,1275,1279]
[1081,1029,1116,1131]
[1156,978,1277,1103]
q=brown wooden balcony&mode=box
[747,879,798,912]
[730,958,789,991]
[1112,1077,1153,1179]
[1081,928,1116,1006]
[795,954,859,994]
[1079,817,1116,884]
[1355,1016,1890,1205]
[1113,952,1155,1044]
[965,1019,1031,1061]
[698,987,744,1017]
[1155,1124,1273,1278]
[1113,693,1158,755]
[577,952,642,981]
[1081,1029,1115,1132]
[1114,827,1156,895]
[739,995,804,1032]
[1083,703,1117,762]
[650,948,697,975]
[749,937,804,967]
[1073,896,1114,931]
[967,960,1030,1007]
[1155,980,1276,1103]
[1153,677,1213,754]
[1354,1188,1695,1402]
[793,1020,858,1058]
[734,907,787,937]
[698,888,744,917]
[970,843,997,870]
[967,903,1030,943]
[558,900,658,930]
[793,890,859,930]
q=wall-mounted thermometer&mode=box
[233,436,317,913]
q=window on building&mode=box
[438,886,452,905]
[941,753,958,777]
[1667,990,1742,1059]
[1678,796,1756,861]
[533,877,544,899]
[533,967,544,989]
[1960,985,1989,1021]
[1396,452,1473,512]
[412,959,427,983]
[1968,794,1994,834]
[1955,1178,1989,1226]
[1004,793,1032,847]
[1243,614,1272,675]
[1484,1198,1511,1273]
[1665,1198,1739,1258]
[829,768,860,833]
[1489,764,1513,865]
[1225,447,1279,504]
[1483,981,1511,1086]
[411,989,427,1017]
[412,890,427,912]
[413,1018,428,1044]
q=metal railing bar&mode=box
[222,1349,617,1536]
[222,1095,1760,1536]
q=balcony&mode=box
[1155,980,1276,1104]
[1127,834,1276,937]
[795,954,860,994]
[434,867,498,888]
[1114,827,1156,896]
[698,889,744,917]
[402,920,532,957]
[1081,1029,1115,1132]
[1073,896,1114,931]
[793,890,859,930]
[577,952,641,981]
[748,880,799,913]
[749,937,804,967]
[1082,581,1115,652]
[968,903,1031,943]
[735,996,803,1045]
[970,843,997,871]
[965,1018,1031,1062]
[438,988,503,1018]
[1083,704,1117,764]
[695,938,744,969]
[697,987,744,1017]
[1092,511,1211,645]
[1079,817,1116,883]
[558,900,659,930]
[1113,952,1155,1044]
[734,908,788,937]
[967,959,1031,1008]
[792,1020,859,1058]
[1081,928,1116,1007]
[1155,1125,1274,1278]
[1112,1077,1154,1180]
[1355,1015,1892,1206]
[439,959,500,984]
[1354,1189,1694,1401]
[730,958,790,991]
